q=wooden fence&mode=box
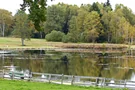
[0,70,135,89]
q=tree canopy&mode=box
[1,0,135,44]
[13,10,33,46]
[20,0,47,32]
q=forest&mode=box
[0,0,135,44]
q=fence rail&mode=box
[0,70,135,89]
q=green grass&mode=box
[0,37,51,49]
[0,37,128,50]
[0,79,122,90]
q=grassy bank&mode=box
[0,79,122,90]
[0,37,127,50]
[0,37,49,49]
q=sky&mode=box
[0,0,134,15]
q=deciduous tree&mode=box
[83,11,102,42]
[0,9,13,37]
[13,10,32,46]
[20,0,47,38]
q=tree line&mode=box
[0,0,135,45]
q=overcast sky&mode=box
[0,0,134,15]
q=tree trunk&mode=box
[21,38,25,46]
[2,21,5,37]
[107,32,111,43]
[0,24,2,36]
[40,31,42,39]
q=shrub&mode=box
[46,30,65,42]
[62,34,71,43]
[62,33,80,43]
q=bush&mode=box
[62,33,79,43]
[46,30,65,42]
[62,34,71,43]
[111,36,124,44]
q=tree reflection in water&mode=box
[0,50,135,80]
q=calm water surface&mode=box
[0,50,135,81]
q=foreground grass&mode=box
[0,79,122,90]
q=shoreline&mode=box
[0,37,132,53]
[0,43,128,53]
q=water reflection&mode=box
[0,50,135,81]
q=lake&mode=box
[0,49,135,81]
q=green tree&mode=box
[13,10,32,46]
[62,4,79,34]
[68,8,88,42]
[20,0,47,38]
[115,4,135,25]
[113,4,135,44]
[80,4,91,12]
[76,8,88,42]
[83,11,102,42]
[103,0,112,12]
[45,4,66,33]
[128,25,135,44]
[90,2,100,14]
[101,11,113,42]
[109,12,131,44]
[68,16,78,42]
[109,12,121,43]
[0,9,13,37]
[45,4,79,35]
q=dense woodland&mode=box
[1,0,135,44]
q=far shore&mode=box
[1,37,135,53]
